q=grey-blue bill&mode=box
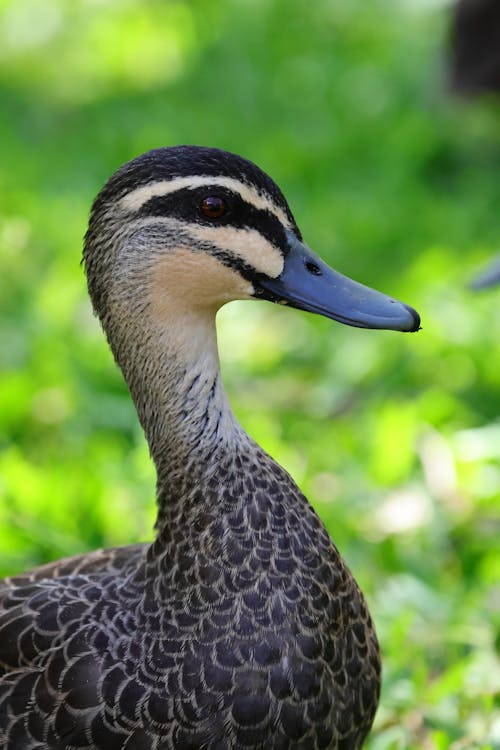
[254,231,421,333]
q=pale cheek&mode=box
[148,249,254,322]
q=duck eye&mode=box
[200,196,227,219]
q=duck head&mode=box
[84,145,420,341]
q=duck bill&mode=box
[254,231,420,332]
[468,255,500,290]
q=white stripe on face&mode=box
[119,175,292,229]
[125,216,286,278]
[188,224,285,278]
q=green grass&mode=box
[1,0,499,747]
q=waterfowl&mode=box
[0,146,420,750]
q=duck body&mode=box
[1,453,378,750]
[0,147,419,750]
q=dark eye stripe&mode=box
[205,247,259,281]
[138,187,288,252]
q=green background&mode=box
[1,0,499,747]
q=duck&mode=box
[0,146,420,750]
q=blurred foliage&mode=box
[1,0,499,747]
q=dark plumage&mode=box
[0,146,419,749]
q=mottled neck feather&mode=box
[125,312,251,514]
[101,246,263,540]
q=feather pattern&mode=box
[0,147,382,750]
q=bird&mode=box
[0,146,420,750]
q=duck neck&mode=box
[112,309,250,533]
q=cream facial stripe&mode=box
[188,224,284,278]
[126,216,285,278]
[119,176,292,229]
